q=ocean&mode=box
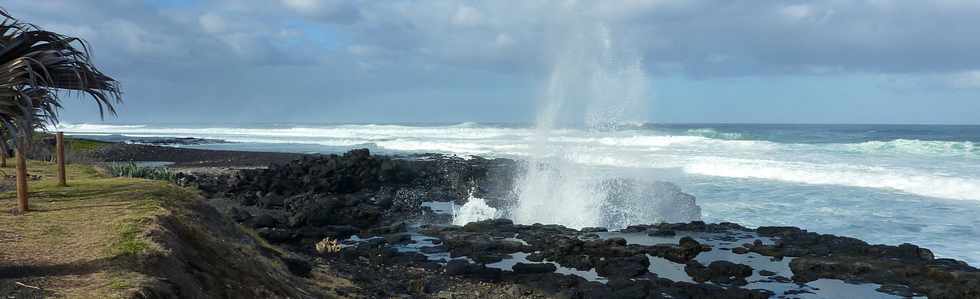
[59,122,980,265]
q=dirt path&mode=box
[0,162,173,298]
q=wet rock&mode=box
[256,227,295,243]
[444,260,503,281]
[732,247,749,254]
[322,225,359,239]
[251,214,277,228]
[757,226,803,237]
[758,270,777,276]
[648,229,676,237]
[228,207,251,222]
[471,252,509,264]
[784,289,815,296]
[708,261,753,278]
[769,276,792,283]
[462,218,515,233]
[419,245,447,254]
[685,260,753,285]
[877,284,919,297]
[620,225,650,233]
[607,279,648,299]
[678,236,700,248]
[384,233,413,244]
[595,255,650,278]
[512,263,557,274]
[581,227,608,233]
[281,256,312,277]
[606,237,628,246]
[258,194,284,208]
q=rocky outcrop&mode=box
[178,149,979,298]
[749,226,980,298]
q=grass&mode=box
[104,161,177,182]
[0,156,337,298]
[0,160,193,298]
[65,137,111,153]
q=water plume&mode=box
[512,5,696,228]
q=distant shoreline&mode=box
[69,137,310,168]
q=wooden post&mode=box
[16,147,28,213]
[56,132,66,186]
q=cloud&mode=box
[948,71,980,89]
[451,4,483,26]
[3,0,980,123]
[198,13,227,33]
[281,0,361,24]
[224,0,980,79]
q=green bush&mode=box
[105,162,177,182]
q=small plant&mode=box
[105,162,177,182]
[315,238,342,254]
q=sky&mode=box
[4,0,980,124]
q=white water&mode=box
[452,191,499,226]
[59,122,980,265]
[512,6,674,229]
[59,123,980,203]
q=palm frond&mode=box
[0,7,121,147]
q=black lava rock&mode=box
[512,262,557,274]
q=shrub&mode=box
[104,162,177,182]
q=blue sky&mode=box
[5,0,980,124]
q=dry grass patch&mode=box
[0,161,191,298]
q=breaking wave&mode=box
[685,128,744,140]
[684,157,980,201]
[59,122,980,202]
[843,139,978,158]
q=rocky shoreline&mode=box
[137,147,974,298]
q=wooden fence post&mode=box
[16,146,28,213]
[57,132,66,186]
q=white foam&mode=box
[843,139,977,158]
[60,122,980,203]
[684,157,980,201]
[452,193,499,226]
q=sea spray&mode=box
[512,5,698,229]
[452,189,500,225]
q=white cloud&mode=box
[280,0,361,24]
[198,13,227,33]
[493,33,515,49]
[282,0,319,11]
[780,4,813,20]
[948,71,980,89]
[347,44,376,56]
[452,5,483,26]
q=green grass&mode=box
[66,137,111,152]
[0,160,328,298]
[0,161,192,298]
[108,278,130,291]
[112,221,152,256]
[104,161,177,182]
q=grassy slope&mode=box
[0,160,335,298]
[0,161,171,298]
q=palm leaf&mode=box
[0,7,121,147]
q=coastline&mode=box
[10,137,976,298]
[82,140,980,298]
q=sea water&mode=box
[60,122,980,265]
